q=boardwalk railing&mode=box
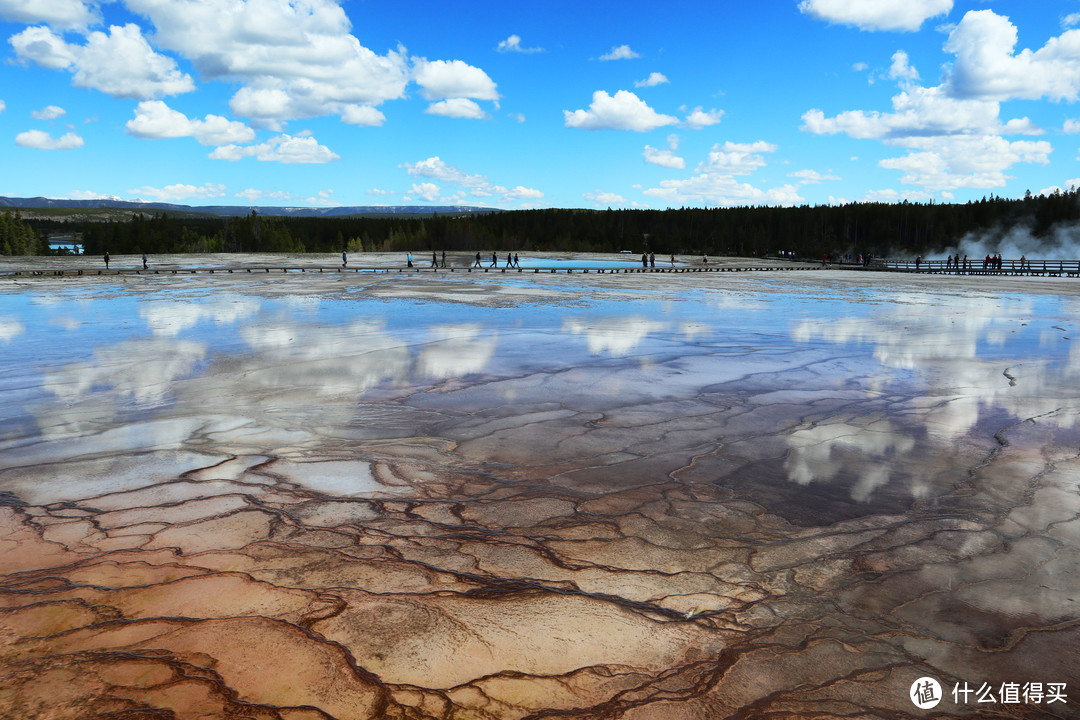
[0,263,824,278]
[871,259,1080,277]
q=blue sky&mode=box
[2,0,1080,209]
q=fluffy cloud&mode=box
[209,134,340,164]
[123,0,409,123]
[682,107,724,129]
[798,0,952,32]
[889,50,919,82]
[801,10,1062,193]
[10,23,195,99]
[0,0,100,30]
[503,186,544,200]
[642,141,802,207]
[878,135,1051,191]
[496,35,541,53]
[66,190,123,200]
[944,10,1080,102]
[305,189,338,206]
[412,58,498,101]
[425,98,487,119]
[31,104,65,120]
[644,135,684,169]
[789,169,840,183]
[698,141,778,175]
[644,175,803,206]
[1065,119,1080,134]
[635,72,668,88]
[128,183,227,201]
[15,129,83,149]
[583,191,626,205]
[126,100,255,145]
[644,145,685,169]
[235,189,292,202]
[409,182,442,203]
[0,100,5,113]
[340,104,385,126]
[564,90,677,131]
[802,86,1038,140]
[401,156,543,204]
[599,44,640,61]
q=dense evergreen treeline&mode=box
[1,209,48,256]
[17,188,1080,258]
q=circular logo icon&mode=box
[910,677,942,709]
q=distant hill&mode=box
[0,196,499,218]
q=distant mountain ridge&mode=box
[0,196,498,218]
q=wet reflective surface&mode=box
[1,269,1077,719]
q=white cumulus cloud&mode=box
[127,183,227,202]
[209,134,340,164]
[790,169,841,183]
[698,141,778,175]
[644,145,685,169]
[126,100,255,145]
[496,34,542,53]
[798,0,953,32]
[340,104,385,126]
[425,98,487,119]
[889,50,919,82]
[10,23,195,99]
[0,0,100,30]
[409,182,442,203]
[15,129,83,149]
[583,191,626,205]
[564,90,677,131]
[31,104,65,120]
[802,85,1038,139]
[402,156,542,204]
[944,10,1080,102]
[124,0,410,124]
[635,72,668,88]
[878,135,1051,191]
[642,141,801,207]
[682,107,724,129]
[413,58,498,101]
[800,11,1061,194]
[599,44,640,61]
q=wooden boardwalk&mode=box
[5,260,1079,279]
[1,264,824,278]
[870,259,1080,278]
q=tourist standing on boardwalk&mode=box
[104,251,110,269]
[431,251,438,268]
[490,251,497,267]
[342,251,347,267]
[506,252,513,268]
[142,252,148,270]
[473,251,482,268]
[441,251,446,268]
[670,254,675,267]
[649,252,655,268]
[407,251,413,268]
